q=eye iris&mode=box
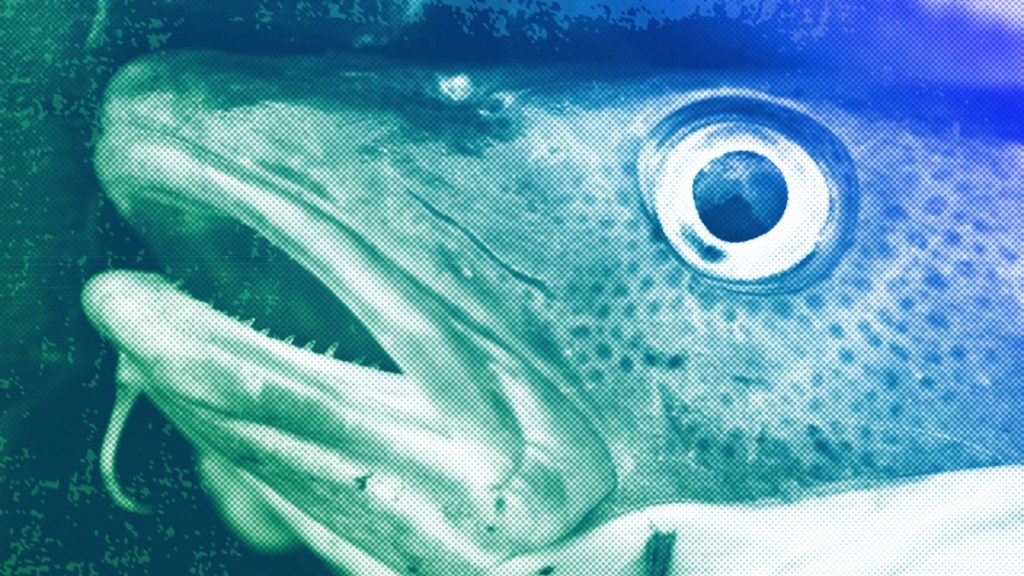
[638,93,859,293]
[691,151,788,243]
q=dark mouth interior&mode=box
[125,196,397,372]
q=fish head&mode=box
[82,48,1024,574]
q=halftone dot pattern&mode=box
[5,1,1024,575]
[84,46,1024,575]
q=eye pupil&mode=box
[691,150,788,243]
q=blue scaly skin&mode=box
[82,50,1024,575]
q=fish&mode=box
[80,48,1024,575]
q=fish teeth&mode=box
[234,315,327,354]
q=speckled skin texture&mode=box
[4,2,1024,575]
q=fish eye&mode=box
[639,94,859,293]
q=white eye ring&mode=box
[638,94,859,293]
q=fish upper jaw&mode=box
[85,53,616,576]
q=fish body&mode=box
[83,49,1024,574]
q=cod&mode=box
[82,50,1024,575]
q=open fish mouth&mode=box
[81,51,617,576]
[81,46,1024,575]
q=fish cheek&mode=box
[555,108,1024,503]
[640,205,1019,499]
[737,127,1024,489]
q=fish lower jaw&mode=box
[83,270,616,575]
[89,118,616,575]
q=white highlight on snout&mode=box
[439,74,473,101]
